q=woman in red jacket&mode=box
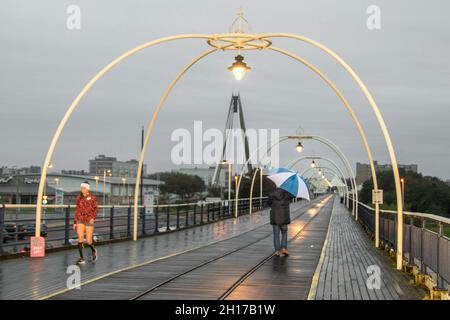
[74,181,98,265]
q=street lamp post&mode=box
[94,176,99,195]
[122,177,127,205]
[249,166,265,214]
[298,161,351,205]
[401,178,405,208]
[306,172,336,192]
[102,169,112,219]
[303,167,347,198]
[242,135,358,219]
[286,155,355,209]
[54,177,59,206]
[234,174,239,217]
[221,160,232,216]
[42,163,53,225]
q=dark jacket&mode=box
[268,188,293,226]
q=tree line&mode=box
[360,170,450,217]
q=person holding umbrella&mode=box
[268,187,294,256]
[267,168,310,257]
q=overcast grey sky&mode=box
[1,0,449,179]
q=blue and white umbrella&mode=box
[267,167,310,201]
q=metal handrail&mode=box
[1,197,268,210]
[356,200,450,226]
[0,197,270,257]
[350,198,450,289]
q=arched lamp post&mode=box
[35,14,403,269]
[305,168,342,189]
[287,156,354,208]
[238,135,358,219]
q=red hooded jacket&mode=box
[74,193,99,223]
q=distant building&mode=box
[0,173,161,205]
[356,161,418,186]
[0,166,41,175]
[173,166,227,187]
[61,169,87,175]
[89,155,147,178]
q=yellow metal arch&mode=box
[265,34,402,268]
[35,34,214,238]
[36,32,402,269]
[132,47,220,240]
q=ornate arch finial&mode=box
[229,7,252,34]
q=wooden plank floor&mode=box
[225,196,334,300]
[310,200,426,300]
[0,200,318,300]
[50,197,333,300]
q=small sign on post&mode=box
[30,237,45,257]
[144,191,155,215]
[372,189,383,205]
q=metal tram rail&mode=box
[130,196,333,300]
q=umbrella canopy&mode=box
[267,167,310,201]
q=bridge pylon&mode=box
[212,93,252,186]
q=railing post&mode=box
[409,216,414,265]
[154,206,158,233]
[211,203,215,221]
[206,203,210,222]
[0,205,5,255]
[420,217,426,274]
[193,204,197,225]
[200,203,204,224]
[216,202,219,219]
[230,200,234,217]
[64,205,70,246]
[166,206,170,231]
[436,222,444,289]
[127,206,131,238]
[109,206,114,240]
[393,213,397,252]
[176,206,180,229]
[384,214,392,248]
[216,202,219,220]
[142,206,147,235]
[185,205,189,227]
[371,205,375,235]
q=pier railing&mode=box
[0,197,269,257]
[349,199,450,289]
